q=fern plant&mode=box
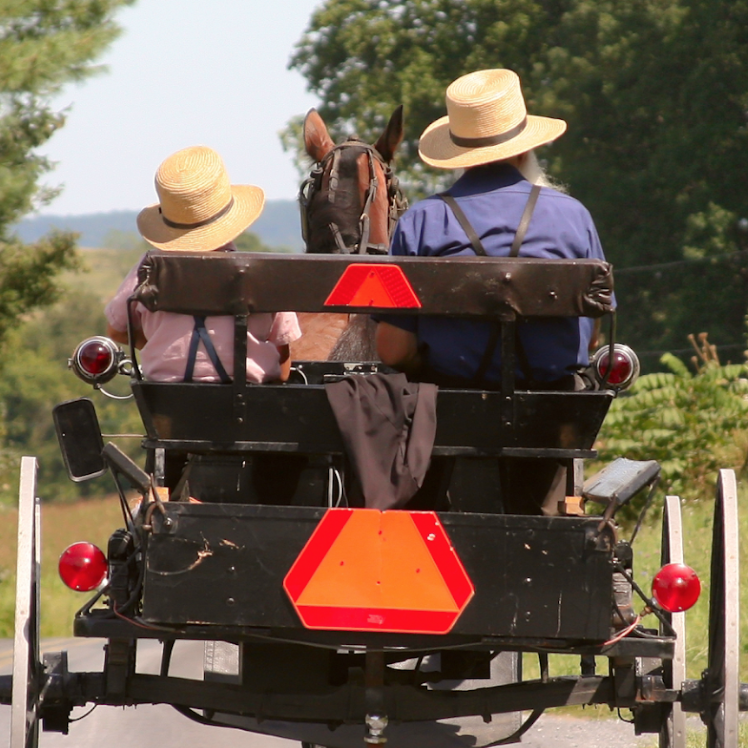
[595,346,748,507]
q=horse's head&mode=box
[299,106,407,254]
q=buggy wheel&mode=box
[10,457,42,748]
[658,494,687,748]
[705,469,740,748]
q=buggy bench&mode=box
[129,251,615,458]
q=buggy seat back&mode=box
[128,251,614,461]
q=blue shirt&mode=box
[379,163,608,383]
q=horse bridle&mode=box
[299,137,408,255]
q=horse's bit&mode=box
[299,137,408,255]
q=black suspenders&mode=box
[437,184,541,386]
[184,316,232,384]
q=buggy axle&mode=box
[2,655,747,734]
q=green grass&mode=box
[0,496,125,638]
[520,487,748,733]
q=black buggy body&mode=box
[3,250,744,748]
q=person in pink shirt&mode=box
[105,145,301,383]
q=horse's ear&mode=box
[374,105,404,163]
[303,108,335,163]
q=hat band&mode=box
[160,196,235,230]
[449,117,528,148]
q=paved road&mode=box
[0,639,703,747]
[0,639,290,748]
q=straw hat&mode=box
[137,145,265,251]
[418,69,567,170]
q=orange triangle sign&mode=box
[284,509,474,634]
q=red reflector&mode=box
[325,264,422,308]
[59,542,107,592]
[79,341,114,376]
[598,351,632,385]
[592,344,640,390]
[652,563,701,612]
[284,509,473,634]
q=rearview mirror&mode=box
[53,398,107,482]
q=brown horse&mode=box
[290,106,406,361]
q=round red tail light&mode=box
[591,344,640,390]
[652,562,701,612]
[70,337,121,384]
[59,542,108,591]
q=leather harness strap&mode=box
[299,138,408,255]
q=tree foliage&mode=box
[0,0,134,354]
[288,0,748,358]
[595,341,748,508]
[0,288,144,503]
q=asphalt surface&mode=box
[0,639,706,747]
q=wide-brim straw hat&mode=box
[418,69,567,170]
[137,145,265,251]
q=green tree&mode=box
[287,0,748,360]
[234,230,293,253]
[0,289,144,503]
[0,0,135,354]
[595,342,748,511]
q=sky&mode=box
[36,0,323,216]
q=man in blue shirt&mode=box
[376,68,606,387]
[375,69,609,514]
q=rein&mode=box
[299,137,408,255]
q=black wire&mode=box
[615,247,748,275]
[613,562,676,637]
[69,704,98,722]
[171,704,225,727]
[488,709,545,745]
[161,639,175,677]
[113,547,146,615]
[630,477,661,545]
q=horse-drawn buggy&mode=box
[1,108,746,748]
[1,245,745,748]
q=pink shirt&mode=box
[105,256,301,383]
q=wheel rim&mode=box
[10,456,42,748]
[658,494,687,748]
[705,469,740,748]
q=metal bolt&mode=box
[364,713,389,744]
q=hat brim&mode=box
[137,185,265,251]
[418,114,567,170]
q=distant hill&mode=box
[12,198,305,251]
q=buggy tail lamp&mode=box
[652,563,701,613]
[591,344,640,390]
[59,542,108,592]
[69,337,130,385]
